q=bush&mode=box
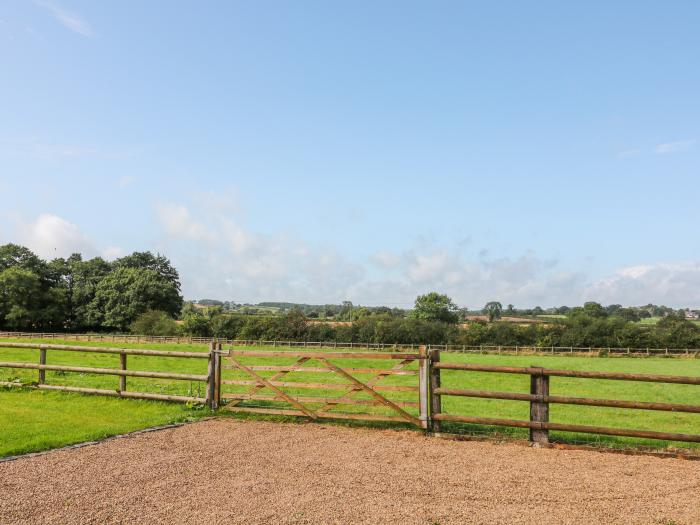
[130,310,179,336]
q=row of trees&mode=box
[142,307,700,349]
[2,245,698,349]
[0,244,182,332]
[167,294,700,349]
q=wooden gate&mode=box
[219,348,427,427]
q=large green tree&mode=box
[0,267,43,329]
[89,267,183,331]
[410,292,460,324]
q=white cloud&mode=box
[585,262,700,307]
[102,246,123,260]
[655,139,696,154]
[18,213,93,259]
[35,1,93,37]
[370,250,401,269]
[155,202,217,243]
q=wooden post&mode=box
[206,342,216,409]
[428,349,442,433]
[529,367,549,444]
[418,345,429,430]
[119,352,127,392]
[215,343,223,408]
[38,346,46,384]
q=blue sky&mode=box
[1,1,699,307]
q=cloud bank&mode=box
[5,205,700,308]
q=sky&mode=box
[1,1,699,308]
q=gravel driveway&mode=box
[1,418,699,524]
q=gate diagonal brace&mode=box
[225,356,310,408]
[226,357,318,419]
[316,359,414,414]
[317,357,420,426]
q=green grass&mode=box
[0,388,204,457]
[1,336,700,454]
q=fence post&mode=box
[428,349,442,433]
[215,343,223,408]
[206,341,217,409]
[529,367,549,444]
[119,352,127,392]
[38,346,46,384]
[418,345,429,430]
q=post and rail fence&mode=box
[1,331,699,357]
[1,342,700,447]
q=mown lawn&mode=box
[1,336,700,454]
[0,388,204,457]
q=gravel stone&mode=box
[1,418,699,524]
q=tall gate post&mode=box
[418,345,430,430]
[206,341,218,410]
[428,349,441,433]
[215,342,223,408]
[529,367,549,444]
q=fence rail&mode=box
[2,341,699,448]
[428,349,700,444]
[0,342,213,405]
[1,332,699,356]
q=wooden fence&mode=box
[1,331,699,356]
[428,349,700,444]
[0,342,213,405]
[1,342,699,446]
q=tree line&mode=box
[1,245,699,349]
[0,244,182,332]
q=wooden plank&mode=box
[226,350,421,360]
[225,365,418,375]
[317,357,420,426]
[433,388,700,414]
[0,342,209,358]
[434,362,700,385]
[432,414,700,443]
[221,392,419,408]
[0,361,207,381]
[37,384,205,403]
[226,357,318,419]
[224,406,308,417]
[221,379,418,392]
[224,356,310,408]
[315,359,415,414]
[313,412,412,423]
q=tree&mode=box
[0,244,46,275]
[89,267,183,331]
[114,252,181,292]
[0,268,43,329]
[505,304,515,316]
[483,301,503,322]
[410,292,460,324]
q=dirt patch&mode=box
[1,419,699,524]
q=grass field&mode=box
[2,336,700,456]
[0,389,203,457]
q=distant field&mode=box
[2,336,700,455]
[638,316,700,326]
